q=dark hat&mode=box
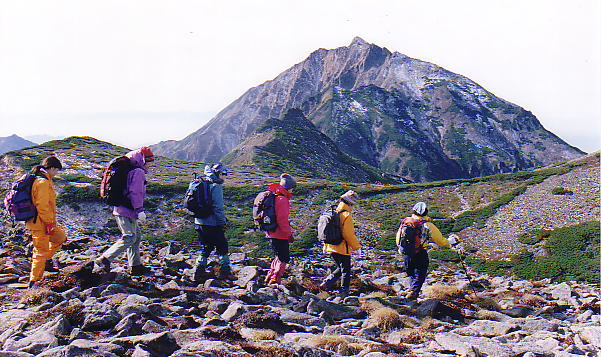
[279,173,296,190]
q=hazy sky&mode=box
[1,0,599,152]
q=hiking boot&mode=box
[28,280,37,289]
[129,265,151,276]
[45,259,59,272]
[94,257,111,273]
[193,265,207,282]
[337,287,349,300]
[218,265,233,280]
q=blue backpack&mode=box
[4,173,46,221]
[184,176,213,218]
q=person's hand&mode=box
[455,245,467,255]
[45,223,57,235]
[447,234,460,246]
[288,235,295,243]
[137,212,147,221]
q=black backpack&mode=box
[4,173,46,221]
[253,191,277,231]
[183,175,213,218]
[398,217,424,256]
[317,205,345,245]
[100,156,134,208]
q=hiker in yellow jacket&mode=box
[26,156,66,288]
[397,202,449,300]
[320,190,361,298]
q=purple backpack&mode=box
[3,173,45,221]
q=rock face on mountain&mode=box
[0,135,35,155]
[222,109,397,183]
[152,37,584,181]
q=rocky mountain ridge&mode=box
[0,135,36,155]
[152,37,584,182]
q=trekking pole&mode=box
[458,250,478,297]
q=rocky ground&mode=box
[0,228,599,357]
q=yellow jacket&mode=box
[323,201,361,256]
[26,171,57,231]
[395,214,448,248]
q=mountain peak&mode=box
[350,36,369,47]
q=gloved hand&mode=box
[137,212,147,221]
[447,234,460,246]
[45,223,57,235]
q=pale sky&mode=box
[0,0,599,152]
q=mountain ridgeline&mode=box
[152,37,584,182]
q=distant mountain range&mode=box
[152,37,584,182]
[0,135,36,154]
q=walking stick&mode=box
[458,250,478,297]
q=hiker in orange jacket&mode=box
[26,156,66,288]
[264,174,296,285]
[320,190,361,298]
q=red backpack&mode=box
[398,217,424,256]
[100,156,134,208]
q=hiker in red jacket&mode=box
[264,174,296,285]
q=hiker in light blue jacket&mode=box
[193,163,229,281]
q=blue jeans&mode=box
[403,250,429,294]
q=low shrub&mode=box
[426,284,466,299]
[369,307,405,331]
[429,247,461,262]
[551,187,574,195]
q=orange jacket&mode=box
[26,171,57,231]
[323,201,361,256]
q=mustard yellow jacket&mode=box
[26,171,57,231]
[323,201,361,256]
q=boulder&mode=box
[2,330,59,355]
[466,320,518,337]
[234,266,259,288]
[550,282,572,301]
[306,298,365,320]
[110,331,180,357]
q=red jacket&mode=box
[265,183,293,241]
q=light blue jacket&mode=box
[194,172,226,226]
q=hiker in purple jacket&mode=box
[94,147,154,276]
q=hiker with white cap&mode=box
[397,201,449,300]
[319,190,361,299]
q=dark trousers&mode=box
[269,238,290,263]
[196,224,228,259]
[330,253,352,289]
[404,250,429,294]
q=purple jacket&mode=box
[113,149,147,218]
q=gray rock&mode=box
[234,266,259,288]
[113,313,139,335]
[0,352,34,357]
[0,273,19,284]
[62,339,124,357]
[306,298,365,320]
[434,332,514,356]
[499,306,533,317]
[2,330,59,355]
[579,326,601,348]
[68,328,90,342]
[467,320,518,337]
[221,302,247,322]
[173,339,247,356]
[206,300,230,314]
[551,282,572,301]
[81,309,120,331]
[116,302,150,317]
[510,317,559,332]
[110,331,180,356]
[142,320,166,334]
[275,308,327,329]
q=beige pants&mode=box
[101,216,141,267]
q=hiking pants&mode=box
[269,238,290,263]
[404,250,429,294]
[30,228,66,282]
[323,253,352,290]
[195,225,229,266]
[102,216,141,267]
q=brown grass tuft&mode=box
[398,328,436,344]
[426,284,466,299]
[21,287,63,306]
[520,293,548,308]
[28,303,85,327]
[370,342,410,355]
[239,328,278,340]
[477,309,503,321]
[35,274,77,292]
[361,300,385,313]
[469,294,501,311]
[307,334,361,355]
[363,291,389,299]
[369,307,405,331]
